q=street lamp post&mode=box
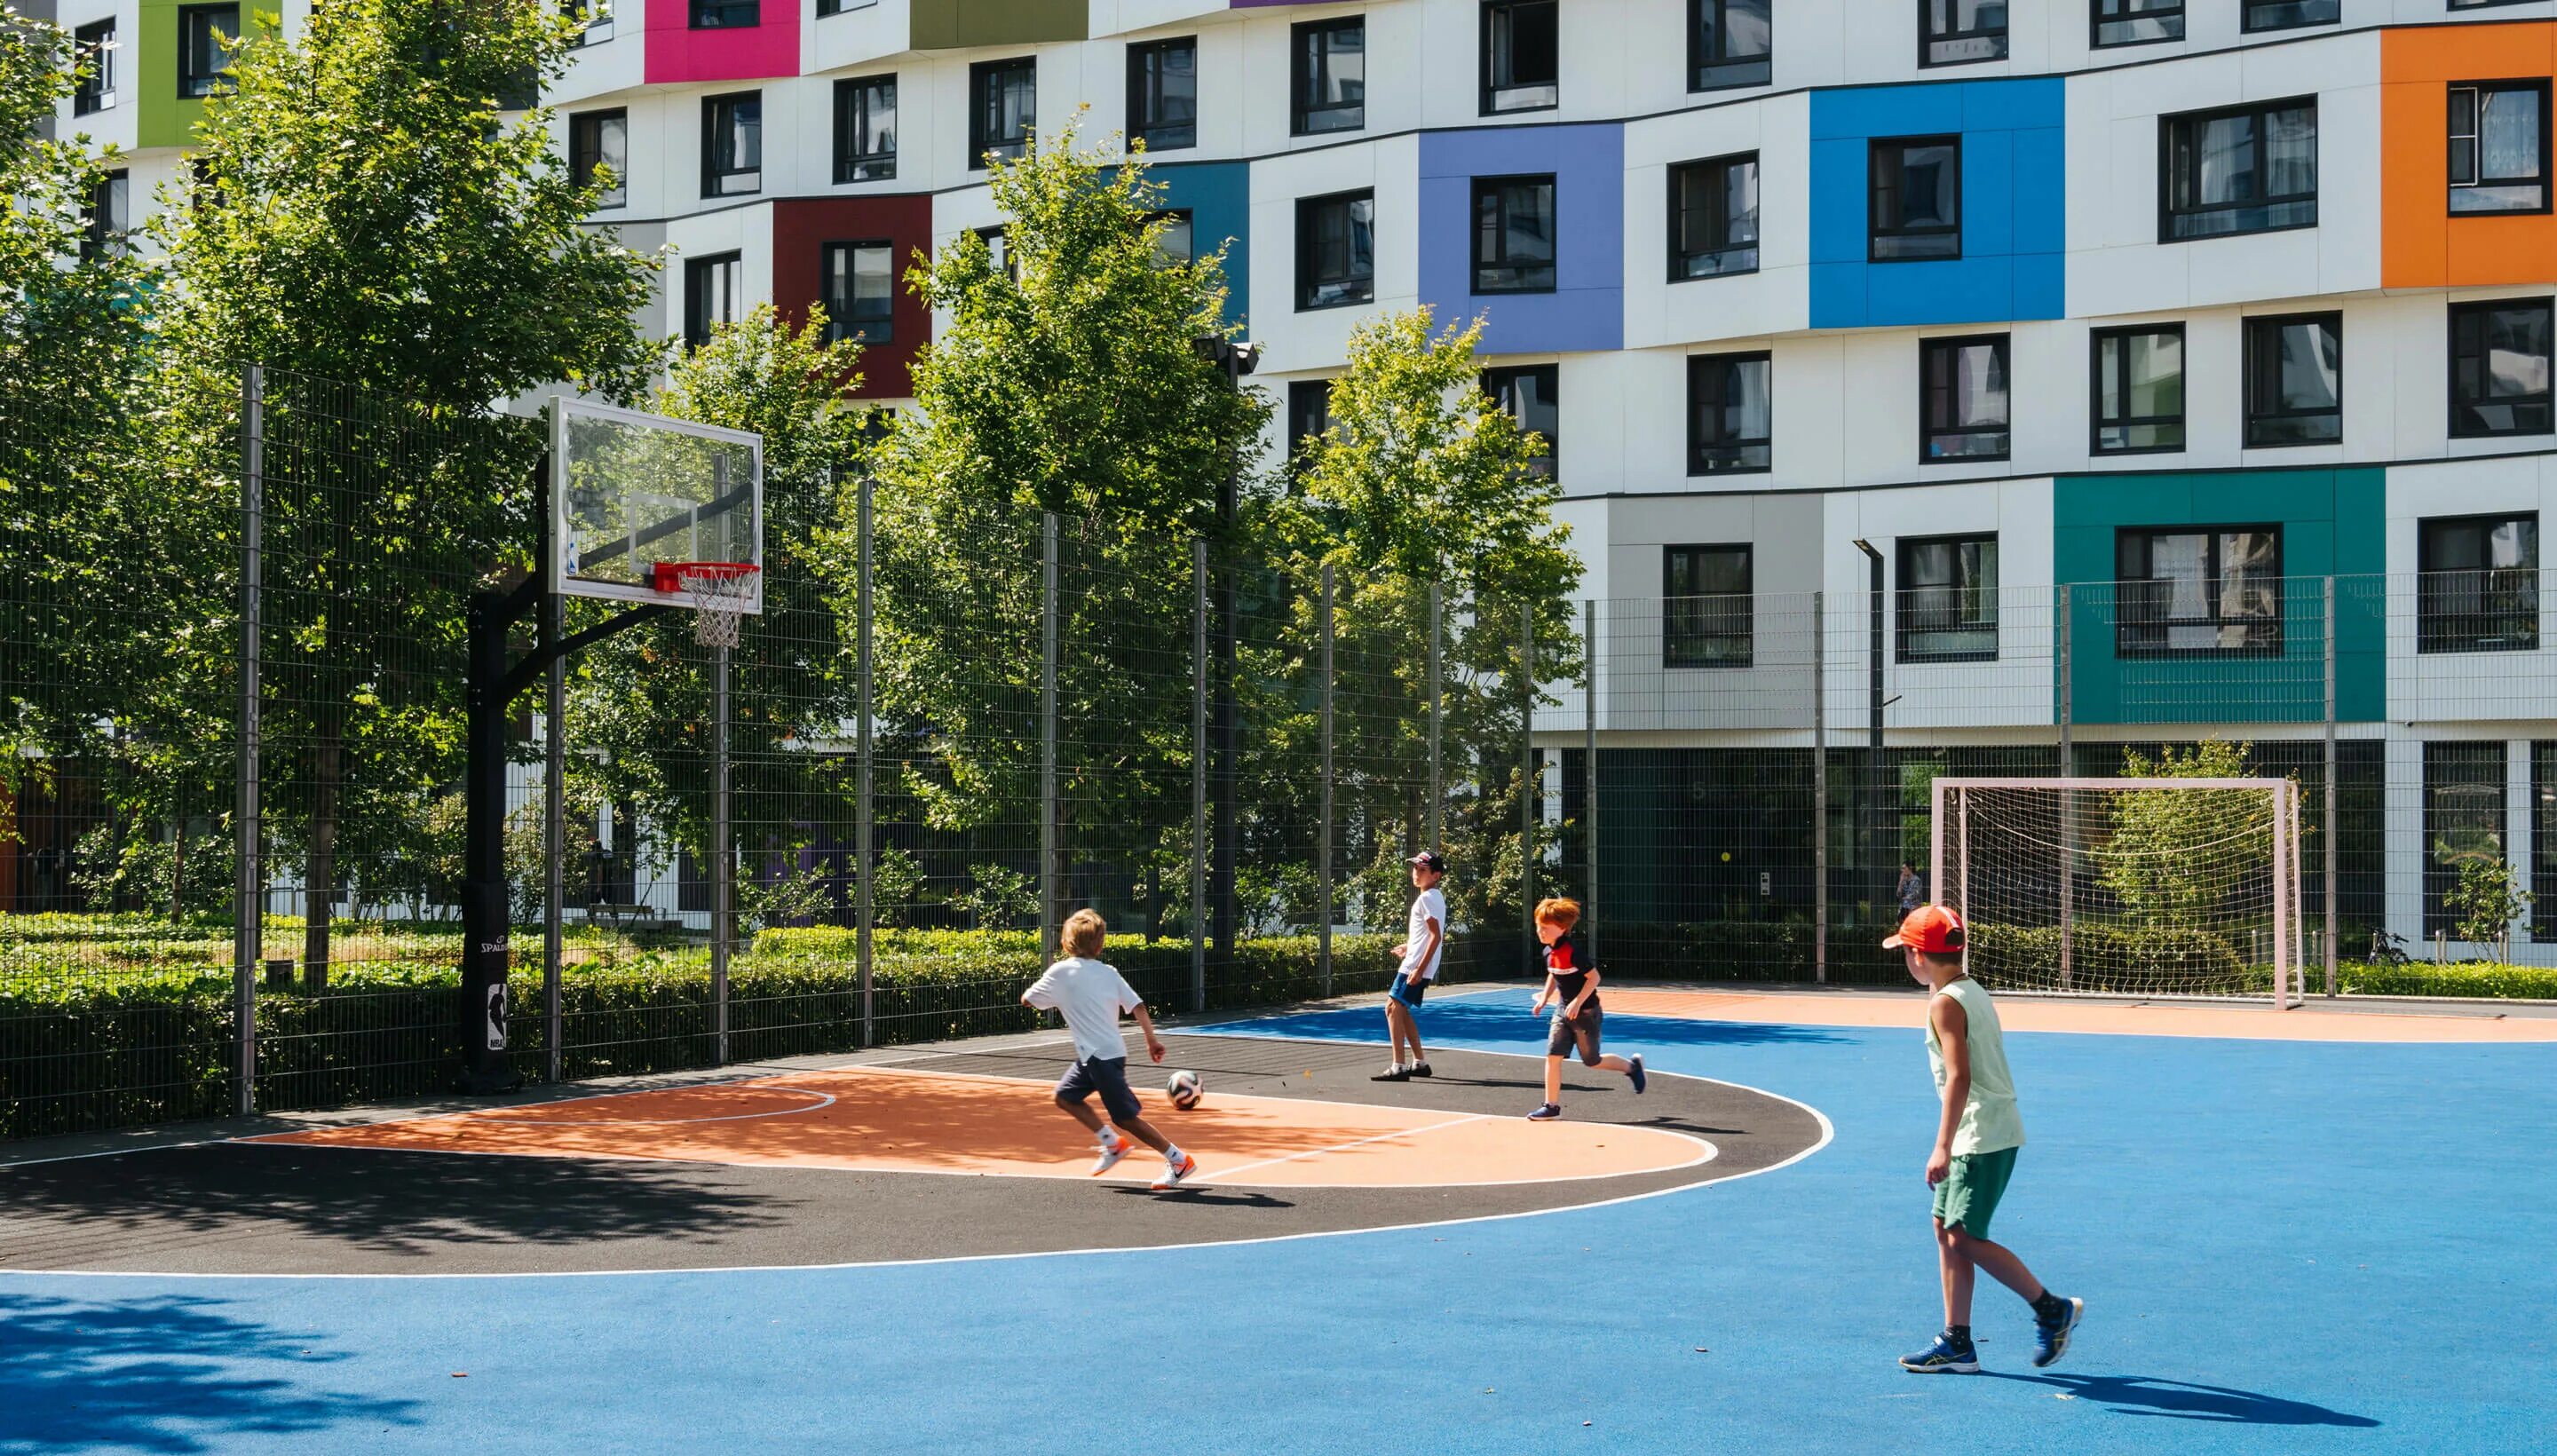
[1192,336,1258,962]
[1852,539,1888,928]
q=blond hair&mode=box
[1062,907,1106,958]
[1534,896,1581,930]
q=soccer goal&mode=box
[1930,777,2305,1009]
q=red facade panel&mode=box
[772,195,933,400]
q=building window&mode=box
[1871,137,1961,261]
[566,0,614,46]
[1920,335,2008,462]
[2244,313,2341,448]
[684,252,742,352]
[73,20,115,115]
[2091,324,2185,455]
[2423,740,2509,939]
[1287,380,1334,470]
[2450,299,2554,439]
[2450,83,2549,216]
[821,241,896,346]
[970,58,1036,169]
[2418,514,2539,653]
[816,0,869,13]
[2161,99,2317,241]
[1293,18,1366,136]
[2092,0,2180,48]
[1472,176,1557,294]
[570,109,627,209]
[2534,742,2557,943]
[1481,0,1558,115]
[178,4,239,99]
[1920,0,2007,68]
[2116,526,2284,656]
[1144,209,1194,267]
[2241,0,2337,33]
[833,75,897,184]
[81,170,128,262]
[1898,535,1999,662]
[1664,545,1753,668]
[1296,190,1375,311]
[701,92,761,198]
[1668,153,1760,280]
[975,226,1014,281]
[1128,38,1198,153]
[1483,365,1559,480]
[1687,352,1770,475]
[1690,0,1771,92]
[690,0,757,28]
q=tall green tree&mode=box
[147,0,657,979]
[2102,740,2285,929]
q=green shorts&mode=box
[1932,1145,2020,1238]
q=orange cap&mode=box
[1883,904,1966,954]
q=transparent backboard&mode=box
[550,397,764,611]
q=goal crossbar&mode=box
[1929,776,2303,1009]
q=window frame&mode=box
[2091,0,2182,49]
[2089,322,2187,456]
[2158,97,2321,243]
[1686,352,1772,476]
[819,240,898,347]
[2243,311,2344,449]
[832,74,898,184]
[1295,188,1377,312]
[1662,543,1755,669]
[2422,740,2510,939]
[1291,17,1366,137]
[2417,512,2541,654]
[1287,379,1334,472]
[969,57,1037,170]
[1667,152,1761,281]
[81,168,129,263]
[74,19,115,115]
[683,251,743,352]
[177,4,240,100]
[700,91,762,199]
[569,107,629,209]
[1896,533,2002,664]
[2448,80,2552,218]
[1688,0,1772,93]
[1127,36,1199,153]
[689,0,759,28]
[1870,135,1963,263]
[2114,525,2287,659]
[1919,0,2008,69]
[2449,297,2556,440]
[1144,208,1195,267]
[2240,0,2339,35]
[565,0,615,46]
[1471,173,1559,295]
[1480,0,1560,116]
[1919,333,2011,463]
[1482,363,1561,481]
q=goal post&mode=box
[1929,777,2303,1009]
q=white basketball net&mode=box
[674,566,757,651]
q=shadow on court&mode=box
[1239,999,1861,1051]
[0,1292,418,1452]
[1981,1371,2380,1427]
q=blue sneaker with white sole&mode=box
[2031,1296,2083,1368]
[1898,1330,1980,1373]
[1627,1054,1646,1095]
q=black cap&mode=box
[1407,851,1445,874]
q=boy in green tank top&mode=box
[1886,905,2084,1374]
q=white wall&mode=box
[1247,134,1421,378]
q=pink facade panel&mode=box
[645,0,802,85]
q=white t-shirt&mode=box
[1398,887,1446,982]
[1022,957,1144,1063]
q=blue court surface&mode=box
[4,988,2552,1454]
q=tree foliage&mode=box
[2100,740,2284,928]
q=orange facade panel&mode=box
[2381,23,2557,289]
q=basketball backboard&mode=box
[550,397,764,612]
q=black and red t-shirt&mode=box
[1545,932,1595,1012]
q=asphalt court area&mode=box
[0,1032,1825,1277]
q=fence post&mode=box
[1191,539,1207,1014]
[1319,562,1334,998]
[543,590,564,1086]
[1812,590,1825,984]
[1041,511,1059,964]
[1584,597,1599,971]
[2056,582,2073,991]
[234,363,264,1119]
[711,637,731,1067]
[2323,575,2338,997]
[1428,581,1444,856]
[1520,601,1536,977]
[856,471,875,1045]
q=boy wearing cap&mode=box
[1889,903,2082,1374]
[1373,851,1445,1081]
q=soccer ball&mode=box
[1167,1069,1203,1110]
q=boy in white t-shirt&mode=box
[1020,908,1198,1190]
[1373,851,1445,1082]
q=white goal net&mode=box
[1931,777,2304,1009]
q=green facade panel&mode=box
[136,0,265,152]
[2052,468,2386,727]
[911,0,1086,49]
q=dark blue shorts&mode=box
[1055,1054,1143,1124]
[1389,974,1429,1008]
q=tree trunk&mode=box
[302,724,343,991]
[169,808,186,922]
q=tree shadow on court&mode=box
[1981,1372,2379,1427]
[1397,1001,1861,1050]
[0,1143,795,1263]
[0,1292,419,1452]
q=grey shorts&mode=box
[1547,1005,1604,1063]
[1055,1055,1143,1124]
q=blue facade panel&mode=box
[1418,124,1625,355]
[1807,79,2065,328]
[1131,161,1252,330]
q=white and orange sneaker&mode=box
[1089,1132,1133,1175]
[1150,1151,1199,1191]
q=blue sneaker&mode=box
[1526,1103,1563,1120]
[1898,1331,1980,1374]
[1627,1055,1646,1095]
[2031,1296,2083,1369]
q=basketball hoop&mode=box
[653,561,760,650]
